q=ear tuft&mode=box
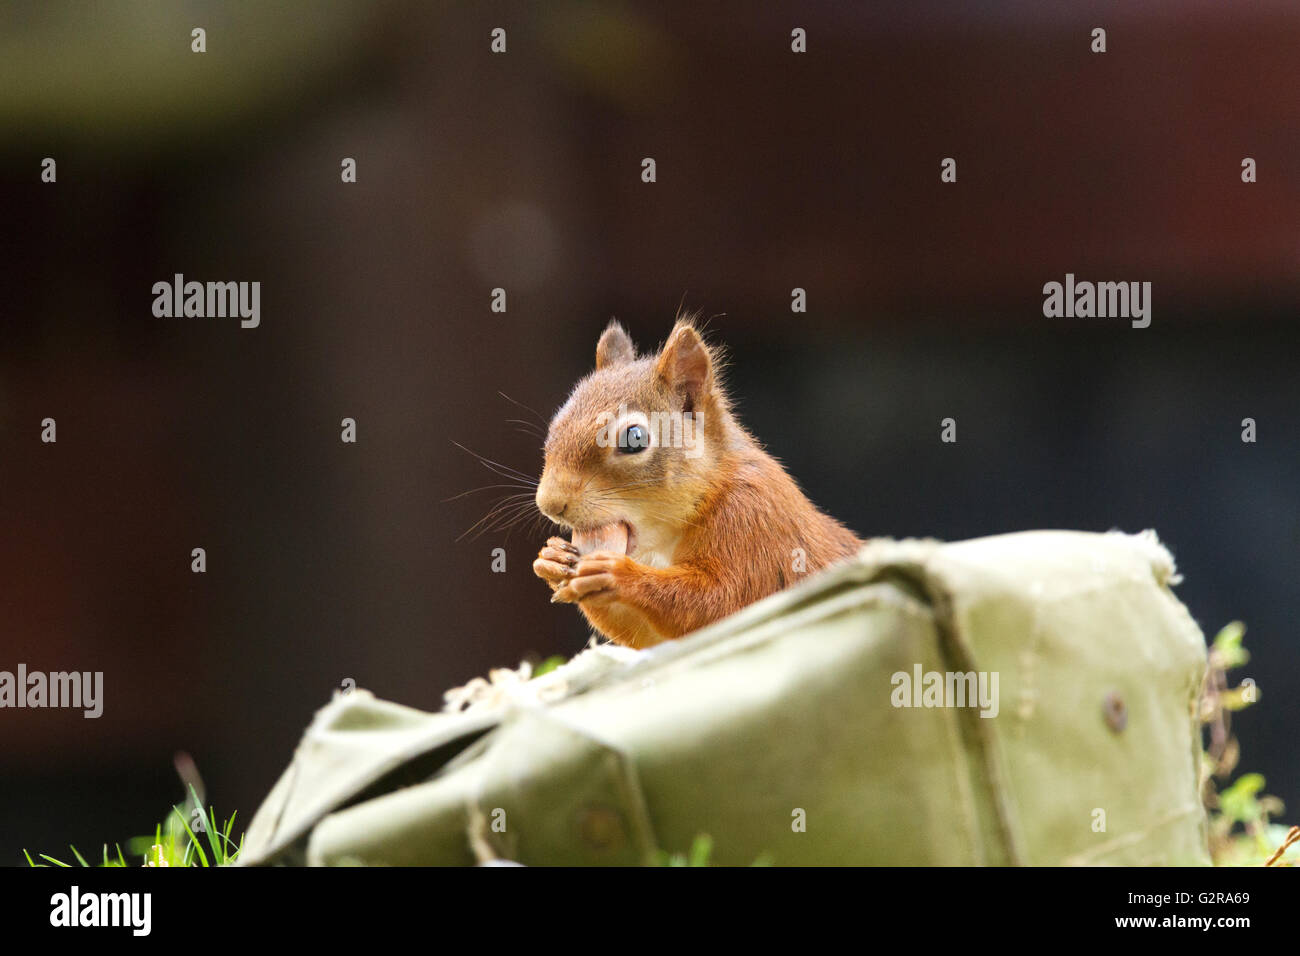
[595,320,636,369]
[655,320,713,407]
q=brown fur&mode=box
[533,316,862,648]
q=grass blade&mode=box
[171,806,209,867]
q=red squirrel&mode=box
[533,317,863,649]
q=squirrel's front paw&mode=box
[533,537,579,591]
[551,550,628,606]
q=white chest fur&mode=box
[630,519,682,569]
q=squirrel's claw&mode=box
[550,557,621,605]
[535,538,580,591]
[556,554,623,605]
[547,536,579,555]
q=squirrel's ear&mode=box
[656,322,712,406]
[595,320,636,369]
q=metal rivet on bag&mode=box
[1103,691,1127,732]
[578,805,625,850]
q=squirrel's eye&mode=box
[618,423,649,454]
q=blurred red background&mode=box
[1,0,1296,862]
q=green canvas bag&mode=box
[238,530,1211,866]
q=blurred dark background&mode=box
[1,0,1297,864]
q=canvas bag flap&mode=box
[241,530,1210,866]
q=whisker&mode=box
[451,441,539,485]
[443,484,536,503]
[498,391,549,428]
[458,493,540,541]
[589,477,666,494]
[506,509,551,546]
[483,500,543,537]
[507,419,545,437]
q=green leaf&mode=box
[688,834,713,867]
[1219,773,1267,824]
[531,655,567,679]
[1211,621,1249,669]
[1220,684,1261,712]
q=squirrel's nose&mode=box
[536,483,570,523]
